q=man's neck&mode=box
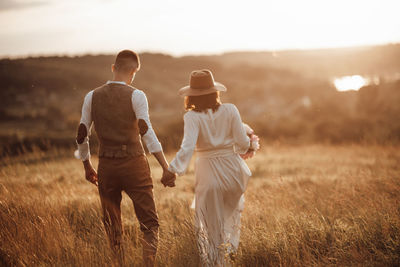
[112,79,129,84]
[112,74,131,85]
[111,79,127,84]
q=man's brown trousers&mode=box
[98,154,159,266]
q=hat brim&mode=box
[178,82,227,97]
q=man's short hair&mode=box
[114,50,141,73]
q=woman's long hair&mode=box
[184,92,221,113]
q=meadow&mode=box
[1,144,399,266]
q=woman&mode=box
[168,69,259,266]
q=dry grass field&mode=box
[0,144,399,266]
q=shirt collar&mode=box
[107,80,126,85]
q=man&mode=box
[76,50,176,266]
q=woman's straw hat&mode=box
[178,69,227,97]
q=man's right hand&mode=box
[161,169,176,187]
[83,160,98,186]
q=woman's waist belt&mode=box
[196,147,235,158]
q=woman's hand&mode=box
[240,149,255,159]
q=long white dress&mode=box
[169,103,252,266]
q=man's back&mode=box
[92,83,144,158]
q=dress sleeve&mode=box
[132,90,163,153]
[231,104,250,154]
[169,112,199,176]
[76,90,93,161]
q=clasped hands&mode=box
[161,168,176,187]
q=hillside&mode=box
[0,44,400,155]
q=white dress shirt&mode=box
[77,81,162,161]
[169,103,250,175]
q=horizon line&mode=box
[1,42,400,61]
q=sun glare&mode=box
[0,0,399,57]
[334,75,367,91]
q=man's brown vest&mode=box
[91,83,144,158]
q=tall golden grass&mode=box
[0,144,399,266]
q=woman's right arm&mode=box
[231,104,251,154]
[169,112,199,176]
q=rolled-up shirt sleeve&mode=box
[131,90,163,153]
[169,112,199,176]
[230,104,250,154]
[77,90,93,161]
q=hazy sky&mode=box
[1,0,399,57]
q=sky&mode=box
[0,0,400,57]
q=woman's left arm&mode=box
[169,112,199,176]
[231,104,251,154]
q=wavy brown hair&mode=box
[184,92,221,113]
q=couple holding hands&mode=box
[76,50,259,266]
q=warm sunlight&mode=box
[0,0,399,57]
[2,1,400,266]
[334,75,368,91]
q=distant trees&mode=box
[0,49,399,156]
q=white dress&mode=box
[169,103,251,266]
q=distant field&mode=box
[0,145,399,266]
